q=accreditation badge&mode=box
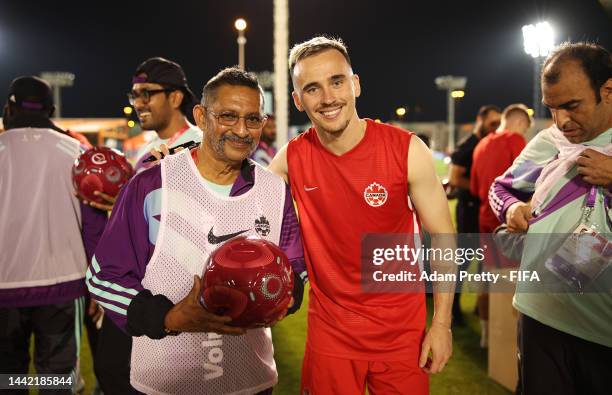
[544,223,612,292]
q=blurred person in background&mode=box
[129,57,202,174]
[448,105,501,325]
[0,76,107,392]
[251,113,278,165]
[470,103,532,347]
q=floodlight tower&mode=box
[39,72,75,118]
[235,18,247,70]
[435,75,467,152]
[522,22,555,118]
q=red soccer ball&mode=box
[72,147,134,204]
[200,237,294,327]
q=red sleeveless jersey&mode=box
[287,119,426,360]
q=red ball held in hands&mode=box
[200,236,294,328]
[72,147,134,204]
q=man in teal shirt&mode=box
[491,42,612,395]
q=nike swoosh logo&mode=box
[208,227,249,244]
[304,186,319,192]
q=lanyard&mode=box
[582,185,598,224]
[166,124,190,147]
[605,191,612,229]
[586,185,598,208]
[583,185,612,228]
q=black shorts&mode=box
[456,196,479,235]
[518,314,612,395]
[95,316,141,394]
[0,298,84,394]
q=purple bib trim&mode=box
[0,278,87,308]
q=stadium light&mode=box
[522,22,555,58]
[435,75,467,152]
[522,21,555,118]
[395,107,406,117]
[234,18,247,70]
[123,106,133,115]
[234,18,247,31]
[451,90,465,99]
[127,120,135,128]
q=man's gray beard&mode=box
[212,134,256,159]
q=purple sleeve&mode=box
[279,184,308,283]
[489,175,523,223]
[86,167,161,331]
[80,203,108,264]
[489,168,538,223]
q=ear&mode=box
[193,105,206,130]
[352,74,361,98]
[170,90,184,110]
[48,105,56,118]
[292,91,304,112]
[600,78,612,104]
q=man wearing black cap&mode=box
[1,75,91,146]
[0,76,107,391]
[84,59,202,212]
[130,57,202,173]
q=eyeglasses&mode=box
[127,88,173,105]
[207,110,267,129]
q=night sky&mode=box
[0,0,609,125]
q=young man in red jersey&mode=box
[471,103,532,234]
[269,36,455,394]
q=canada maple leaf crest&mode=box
[254,216,271,236]
[363,182,388,207]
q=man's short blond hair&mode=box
[502,103,533,128]
[288,36,351,74]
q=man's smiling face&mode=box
[291,49,361,136]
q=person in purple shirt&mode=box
[87,67,306,395]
